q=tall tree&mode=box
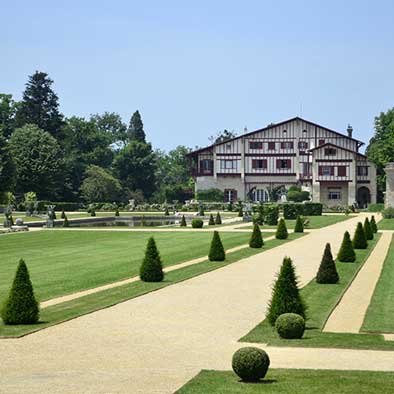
[0,93,18,139]
[0,135,15,192]
[9,124,63,199]
[90,112,127,148]
[15,71,64,139]
[127,110,146,142]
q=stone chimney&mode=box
[347,124,353,138]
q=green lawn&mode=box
[362,234,394,333]
[241,234,394,350]
[375,218,394,230]
[236,214,352,230]
[0,233,304,337]
[0,230,261,302]
[176,369,394,394]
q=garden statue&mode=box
[129,199,135,211]
[46,205,56,228]
[242,202,253,222]
[3,205,13,228]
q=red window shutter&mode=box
[252,160,256,169]
[287,159,291,169]
[338,166,346,176]
[319,139,325,145]
[289,142,294,149]
[276,159,281,169]
[262,159,267,169]
[330,167,334,176]
[268,142,275,150]
[318,166,323,175]
[280,142,285,149]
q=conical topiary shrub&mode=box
[294,216,304,233]
[215,212,222,225]
[316,243,339,284]
[1,259,39,325]
[370,215,378,233]
[337,231,356,262]
[208,231,225,261]
[90,209,96,217]
[363,217,373,240]
[275,218,288,239]
[180,215,187,227]
[115,208,120,217]
[61,209,66,219]
[238,207,243,217]
[164,207,170,216]
[353,222,367,249]
[209,214,215,225]
[63,215,69,227]
[139,237,164,282]
[249,223,264,248]
[198,205,205,216]
[266,257,306,326]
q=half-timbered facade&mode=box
[188,117,377,207]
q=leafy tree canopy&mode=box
[0,93,19,139]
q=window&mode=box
[357,166,368,176]
[200,159,213,173]
[324,148,336,156]
[318,139,325,145]
[249,141,263,150]
[280,141,294,149]
[268,142,276,150]
[224,189,236,202]
[337,166,347,177]
[298,141,308,149]
[252,159,267,169]
[328,191,341,200]
[226,144,231,151]
[277,159,291,169]
[252,189,269,202]
[220,160,236,170]
[319,166,334,176]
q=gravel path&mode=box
[1,213,392,394]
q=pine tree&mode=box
[208,231,225,261]
[294,216,304,233]
[63,215,69,227]
[337,231,356,262]
[180,215,187,227]
[276,218,288,239]
[353,222,368,249]
[1,259,39,324]
[267,257,306,326]
[127,110,146,142]
[316,243,339,284]
[209,214,215,225]
[215,212,222,225]
[363,217,373,240]
[60,209,66,219]
[139,237,164,282]
[370,215,378,233]
[249,223,264,248]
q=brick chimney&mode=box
[347,124,353,138]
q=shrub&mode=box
[368,203,384,212]
[198,205,205,216]
[283,203,304,220]
[249,223,264,248]
[208,231,225,261]
[232,347,270,382]
[382,207,394,219]
[316,243,339,284]
[61,209,66,219]
[209,214,215,225]
[215,212,222,225]
[196,188,224,202]
[275,313,305,339]
[275,218,288,239]
[363,217,373,240]
[139,237,164,282]
[267,257,306,325]
[287,189,310,203]
[164,207,170,216]
[238,206,243,217]
[63,215,69,227]
[115,208,120,217]
[191,218,203,228]
[1,259,39,325]
[337,231,356,262]
[90,209,96,217]
[227,201,233,211]
[303,202,323,216]
[370,215,378,233]
[353,222,367,249]
[264,205,279,225]
[294,216,304,233]
[180,215,187,227]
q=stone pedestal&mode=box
[385,163,394,208]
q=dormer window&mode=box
[324,148,336,156]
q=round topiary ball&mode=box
[275,313,305,339]
[232,347,270,382]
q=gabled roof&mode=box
[309,142,367,158]
[187,116,364,156]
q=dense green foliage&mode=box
[127,110,145,143]
[209,214,215,225]
[370,215,378,233]
[262,205,279,225]
[303,203,323,216]
[1,259,39,324]
[353,222,368,249]
[294,216,304,233]
[139,237,164,282]
[286,186,310,203]
[275,313,305,339]
[316,243,339,284]
[337,231,356,262]
[368,203,384,212]
[363,217,373,240]
[231,347,270,382]
[215,212,222,225]
[196,188,224,202]
[266,257,306,325]
[382,207,394,218]
[208,231,225,261]
[249,223,264,248]
[0,135,15,193]
[191,218,204,228]
[275,218,288,239]
[283,203,304,219]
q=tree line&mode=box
[0,71,193,205]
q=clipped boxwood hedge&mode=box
[302,202,323,216]
[232,347,270,382]
[275,313,305,339]
[283,203,304,219]
[191,218,204,228]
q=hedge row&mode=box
[283,202,323,219]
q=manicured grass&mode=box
[236,214,352,230]
[0,230,260,302]
[375,218,394,230]
[176,369,394,394]
[0,233,304,337]
[362,234,394,333]
[241,234,394,350]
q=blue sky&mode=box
[2,0,394,151]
